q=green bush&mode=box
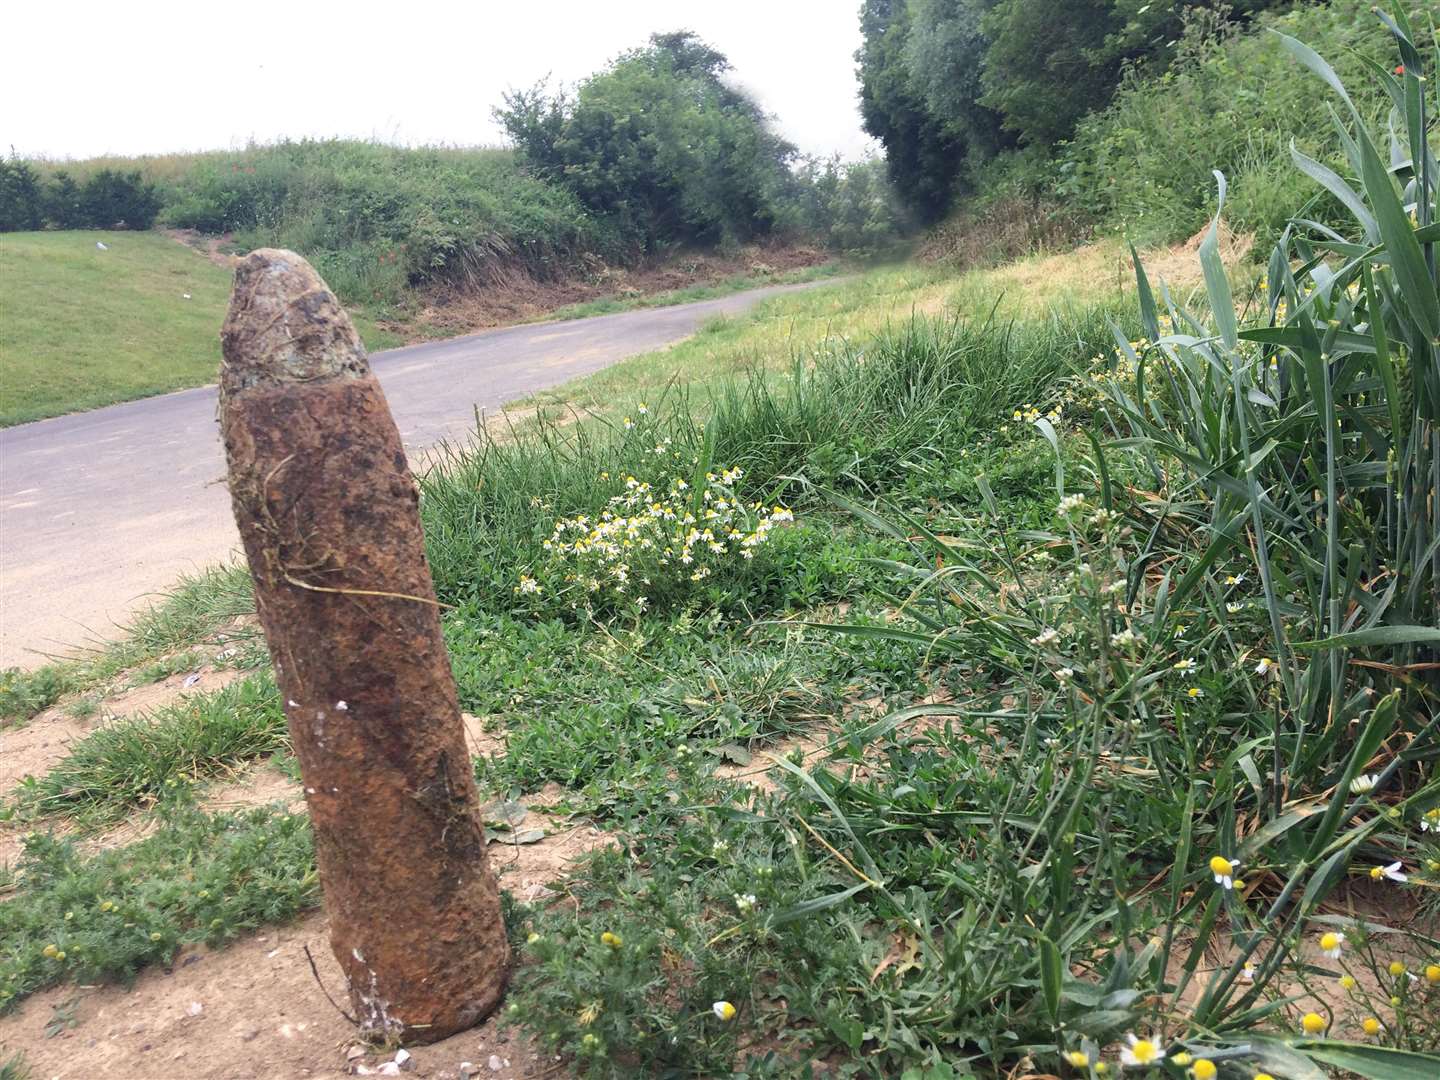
[159,140,614,305]
[1061,0,1403,245]
[497,32,799,252]
[0,157,43,231]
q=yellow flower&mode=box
[1319,931,1345,958]
[1094,1065,1108,1075]
[1063,1050,1090,1068]
[1192,1061,1217,1080]
[1388,960,1406,977]
[1426,964,1440,984]
[1362,1017,1381,1036]
[1300,1011,1327,1034]
[1255,1074,1276,1080]
[525,932,542,946]
[1209,855,1239,890]
[711,1000,736,1022]
[1339,974,1356,990]
[600,931,622,949]
[1171,1053,1192,1067]
[41,944,58,958]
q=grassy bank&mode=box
[0,231,402,426]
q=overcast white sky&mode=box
[3,0,876,162]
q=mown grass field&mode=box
[0,231,403,426]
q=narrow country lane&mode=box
[0,279,838,668]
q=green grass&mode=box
[8,674,286,826]
[0,801,316,1013]
[0,231,403,426]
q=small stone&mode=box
[346,1045,366,1060]
[186,1001,204,1016]
[378,1064,401,1077]
[488,1055,503,1072]
[459,1064,475,1080]
[232,1022,261,1042]
[393,1048,411,1069]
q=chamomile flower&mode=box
[1300,1012,1327,1035]
[1425,964,1440,984]
[1032,628,1061,646]
[1320,931,1346,959]
[1173,658,1198,673]
[1210,855,1240,890]
[1388,960,1407,977]
[1063,1050,1091,1068]
[1362,1017,1382,1036]
[711,1000,736,1021]
[1339,974,1356,990]
[1420,808,1440,832]
[1370,861,1407,883]
[1185,686,1204,699]
[1254,657,1276,677]
[1349,774,1378,795]
[600,931,623,949]
[1120,1034,1165,1067]
[1192,1061,1216,1080]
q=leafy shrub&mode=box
[159,140,613,305]
[497,32,798,252]
[74,169,161,229]
[1061,0,1403,245]
[0,157,43,231]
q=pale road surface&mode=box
[0,280,840,669]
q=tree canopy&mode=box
[497,31,799,251]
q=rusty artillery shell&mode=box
[218,249,509,1043]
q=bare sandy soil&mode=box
[0,671,615,1079]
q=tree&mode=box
[497,31,796,250]
[856,0,970,224]
[0,157,44,232]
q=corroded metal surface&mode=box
[219,249,509,1043]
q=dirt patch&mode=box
[106,664,244,719]
[388,242,831,341]
[0,753,614,1077]
[0,912,553,1080]
[165,228,241,270]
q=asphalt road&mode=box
[0,279,837,668]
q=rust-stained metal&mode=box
[218,249,509,1044]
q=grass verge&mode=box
[0,232,401,426]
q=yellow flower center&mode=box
[1319,932,1341,951]
[1193,1061,1217,1080]
[1369,865,1384,880]
[1131,1040,1159,1064]
[1063,1051,1089,1068]
[1209,855,1233,876]
[1426,965,1440,984]
[1339,975,1356,989]
[1362,1017,1381,1035]
[1301,1012,1326,1034]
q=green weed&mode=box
[0,802,316,1013]
[9,674,285,825]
